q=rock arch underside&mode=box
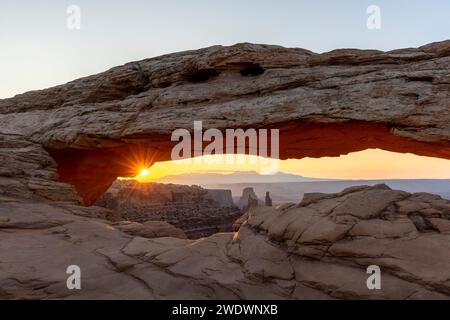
[1,41,450,299]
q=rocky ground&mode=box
[1,184,450,299]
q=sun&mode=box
[138,168,151,177]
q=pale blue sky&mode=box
[1,0,449,98]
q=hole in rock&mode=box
[90,149,450,239]
[239,63,265,76]
[46,121,450,239]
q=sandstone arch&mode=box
[45,120,450,206]
[1,41,450,205]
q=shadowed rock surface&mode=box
[114,220,187,240]
[95,180,242,239]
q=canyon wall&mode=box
[95,180,242,238]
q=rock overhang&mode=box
[1,40,450,205]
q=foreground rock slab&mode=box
[1,185,449,299]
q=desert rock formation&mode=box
[206,189,235,207]
[236,187,262,211]
[265,191,273,206]
[1,41,450,204]
[1,185,450,299]
[1,41,450,299]
[95,180,242,238]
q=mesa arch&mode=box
[1,40,450,205]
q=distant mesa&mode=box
[205,189,235,207]
[236,187,258,211]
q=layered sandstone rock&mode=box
[1,185,450,299]
[95,180,242,239]
[245,184,450,299]
[1,41,450,204]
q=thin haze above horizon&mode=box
[1,0,449,180]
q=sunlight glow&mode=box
[137,168,151,177]
[128,149,450,182]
